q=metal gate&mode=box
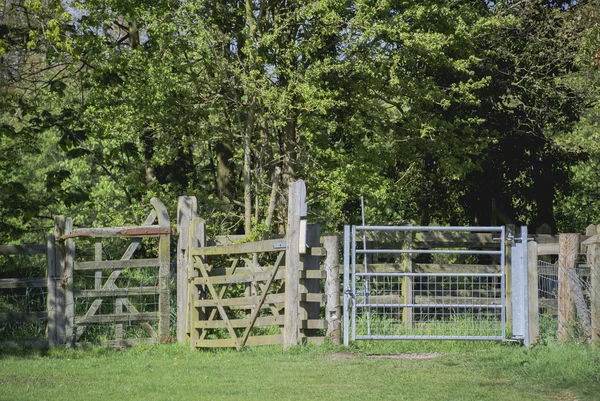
[343,225,508,344]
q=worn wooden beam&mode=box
[59,225,172,239]
[192,270,285,286]
[528,241,540,345]
[0,278,46,289]
[73,287,159,298]
[75,312,159,325]
[0,312,47,323]
[558,233,579,343]
[0,244,46,255]
[176,196,197,344]
[190,238,286,256]
[284,180,306,350]
[75,258,160,270]
[324,235,341,344]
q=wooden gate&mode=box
[185,180,340,349]
[56,198,171,346]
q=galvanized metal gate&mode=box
[343,225,514,344]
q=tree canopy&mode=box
[1,0,599,241]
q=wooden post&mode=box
[324,235,341,344]
[591,236,600,348]
[558,233,579,343]
[402,231,413,328]
[299,223,320,340]
[527,240,540,345]
[53,216,66,345]
[188,218,205,350]
[177,196,197,343]
[152,197,171,341]
[64,218,75,346]
[284,180,306,350]
[46,234,57,347]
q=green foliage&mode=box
[1,0,600,242]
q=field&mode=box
[0,341,599,401]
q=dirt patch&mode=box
[330,352,442,360]
[367,353,442,360]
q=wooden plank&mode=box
[403,231,413,327]
[196,334,283,348]
[195,315,284,329]
[192,269,284,286]
[558,234,579,342]
[0,244,46,255]
[354,294,502,306]
[74,287,159,298]
[303,320,327,330]
[363,263,501,274]
[528,241,540,344]
[0,278,46,289]
[75,312,159,324]
[75,258,160,270]
[301,270,327,279]
[538,242,559,255]
[63,225,169,238]
[176,196,197,343]
[324,235,341,344]
[190,238,286,256]
[0,312,47,323]
[94,241,102,290]
[284,180,305,350]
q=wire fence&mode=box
[0,284,48,343]
[537,258,594,342]
[354,273,504,339]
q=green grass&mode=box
[0,341,599,401]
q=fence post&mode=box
[53,216,66,345]
[188,218,205,350]
[177,196,197,343]
[46,234,57,347]
[299,223,320,340]
[558,233,579,342]
[402,231,413,328]
[64,218,75,346]
[151,197,171,341]
[527,240,539,344]
[590,234,600,348]
[505,224,515,324]
[324,235,341,344]
[284,180,306,350]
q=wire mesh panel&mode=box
[346,226,506,342]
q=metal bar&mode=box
[500,226,506,340]
[356,303,503,309]
[355,226,503,232]
[361,197,370,337]
[351,225,357,342]
[356,272,503,278]
[343,225,350,347]
[355,335,504,341]
[357,249,502,255]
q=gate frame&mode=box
[343,225,508,345]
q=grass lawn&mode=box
[0,340,599,401]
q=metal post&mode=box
[343,225,350,347]
[351,225,357,342]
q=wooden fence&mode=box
[0,239,55,347]
[527,226,600,347]
[0,198,171,347]
[182,180,341,350]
